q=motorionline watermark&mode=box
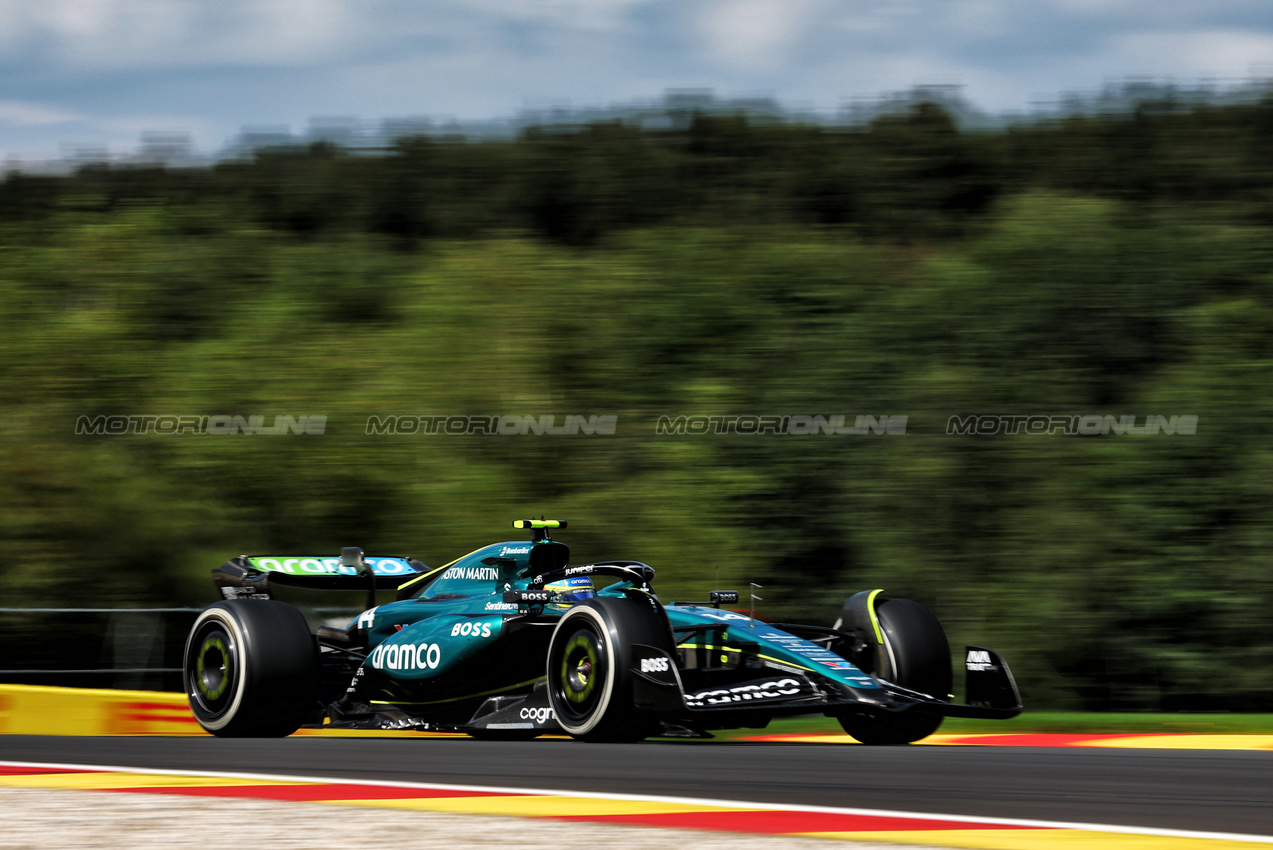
[365,415,618,436]
[75,415,328,435]
[946,414,1198,436]
[655,415,908,435]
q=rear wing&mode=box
[214,551,428,602]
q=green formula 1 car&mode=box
[184,519,1021,742]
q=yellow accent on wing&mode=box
[395,548,484,592]
[513,519,565,529]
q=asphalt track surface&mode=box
[2,735,1270,836]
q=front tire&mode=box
[546,596,672,742]
[184,600,319,737]
[838,597,951,745]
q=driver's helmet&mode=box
[545,576,596,604]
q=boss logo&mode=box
[519,706,555,724]
[451,621,494,638]
[639,657,670,673]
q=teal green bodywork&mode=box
[663,605,880,692]
[347,539,879,699]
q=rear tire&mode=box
[184,600,319,737]
[838,597,951,745]
[546,596,672,742]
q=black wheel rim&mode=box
[552,625,605,723]
[188,622,236,717]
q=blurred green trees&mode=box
[2,95,1273,709]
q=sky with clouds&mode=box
[2,0,1272,163]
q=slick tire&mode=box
[184,600,319,737]
[838,597,951,745]
[546,595,673,743]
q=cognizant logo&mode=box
[520,707,555,724]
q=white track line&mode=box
[3,760,1271,844]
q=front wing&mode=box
[628,643,1022,725]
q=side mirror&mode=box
[709,590,740,606]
